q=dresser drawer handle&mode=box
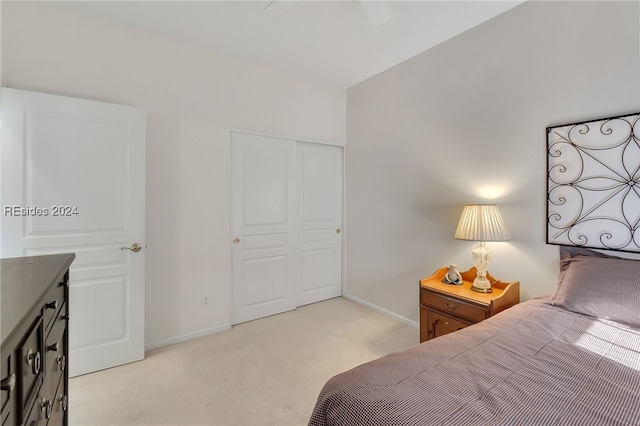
[26,349,41,375]
[56,354,66,371]
[445,302,457,311]
[41,398,53,420]
[0,373,16,392]
[47,342,60,352]
[45,300,58,311]
[59,394,68,411]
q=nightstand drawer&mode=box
[421,289,487,323]
[427,310,471,339]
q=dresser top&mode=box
[1,253,75,344]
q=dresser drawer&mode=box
[47,373,67,426]
[421,289,488,323]
[17,319,43,422]
[42,281,66,332]
[44,307,67,401]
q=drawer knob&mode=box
[26,349,41,375]
[445,302,457,311]
[45,300,58,310]
[41,398,53,420]
[59,394,68,411]
[47,342,60,352]
[57,354,66,371]
[0,373,16,392]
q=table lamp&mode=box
[454,204,510,293]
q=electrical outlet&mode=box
[202,294,210,308]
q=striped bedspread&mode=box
[308,299,640,426]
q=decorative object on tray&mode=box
[441,263,463,285]
[454,204,511,293]
[547,111,640,253]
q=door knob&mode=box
[233,237,240,244]
[121,243,142,252]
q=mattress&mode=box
[308,299,640,426]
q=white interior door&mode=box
[1,87,146,377]
[231,132,297,324]
[297,142,343,306]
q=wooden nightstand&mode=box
[419,267,519,342]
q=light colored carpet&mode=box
[69,297,418,426]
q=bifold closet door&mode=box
[231,132,343,325]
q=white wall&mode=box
[1,2,346,347]
[346,1,640,325]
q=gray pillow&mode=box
[551,247,640,328]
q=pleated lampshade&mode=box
[454,204,510,242]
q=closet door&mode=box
[231,132,344,325]
[231,132,298,324]
[297,142,343,306]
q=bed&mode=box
[308,247,640,426]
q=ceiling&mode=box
[62,0,526,89]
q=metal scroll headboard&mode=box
[547,112,640,253]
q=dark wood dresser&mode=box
[1,254,75,426]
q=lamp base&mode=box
[471,275,493,293]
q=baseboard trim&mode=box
[342,294,419,329]
[145,323,232,352]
